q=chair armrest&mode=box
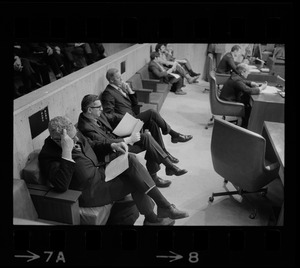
[141,79,159,91]
[27,183,81,225]
[134,88,153,103]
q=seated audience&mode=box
[163,43,201,77]
[155,44,199,84]
[101,68,193,163]
[39,116,189,225]
[77,94,188,188]
[89,43,107,61]
[148,52,186,95]
[219,63,267,128]
[216,45,242,74]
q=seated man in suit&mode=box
[77,94,189,188]
[219,63,267,128]
[39,116,189,225]
[148,51,186,95]
[216,45,242,74]
[101,68,193,163]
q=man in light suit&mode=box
[39,116,189,225]
[77,94,189,188]
[100,68,193,164]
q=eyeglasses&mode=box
[89,105,102,109]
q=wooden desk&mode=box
[248,89,285,134]
[248,72,277,83]
[262,122,284,226]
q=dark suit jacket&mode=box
[216,52,239,74]
[101,84,139,120]
[148,60,170,83]
[38,132,117,207]
[220,73,260,103]
[77,112,124,147]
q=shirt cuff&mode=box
[62,157,75,163]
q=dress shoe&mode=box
[157,204,189,220]
[171,134,193,143]
[143,217,175,226]
[165,165,187,176]
[166,153,179,164]
[152,175,172,188]
[174,89,187,95]
[190,71,201,77]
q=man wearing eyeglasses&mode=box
[77,94,188,188]
[101,68,193,164]
[39,116,189,225]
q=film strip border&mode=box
[0,2,293,42]
[11,227,293,266]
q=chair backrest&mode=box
[211,118,278,191]
[215,72,230,86]
[136,64,151,80]
[209,71,245,117]
[127,73,143,90]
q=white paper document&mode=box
[248,65,258,69]
[105,151,129,182]
[112,112,144,137]
[169,73,180,79]
[249,68,261,73]
[260,68,270,73]
[261,86,279,94]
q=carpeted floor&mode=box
[134,80,284,226]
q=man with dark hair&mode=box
[216,45,242,74]
[39,116,189,225]
[77,94,189,188]
[148,51,186,95]
[101,68,193,163]
[220,63,267,128]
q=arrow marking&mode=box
[15,250,40,262]
[157,251,183,262]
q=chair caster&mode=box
[205,126,208,129]
[249,209,257,219]
[209,196,214,202]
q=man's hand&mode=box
[251,81,260,87]
[121,82,134,94]
[111,142,128,154]
[259,81,268,92]
[46,46,53,55]
[13,56,23,71]
[61,129,74,160]
[124,132,141,144]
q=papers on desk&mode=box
[105,150,129,182]
[169,73,180,79]
[261,86,280,94]
[249,68,261,73]
[112,112,144,137]
[260,68,270,73]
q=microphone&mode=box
[255,57,265,64]
[277,75,285,82]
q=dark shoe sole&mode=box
[171,136,193,143]
[166,168,188,176]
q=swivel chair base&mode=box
[208,181,268,219]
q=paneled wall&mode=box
[13,44,151,179]
[169,43,208,79]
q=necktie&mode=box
[117,87,127,97]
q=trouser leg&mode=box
[134,133,168,175]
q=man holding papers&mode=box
[77,94,188,188]
[148,51,186,95]
[39,116,189,225]
[101,68,193,162]
[219,63,267,128]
